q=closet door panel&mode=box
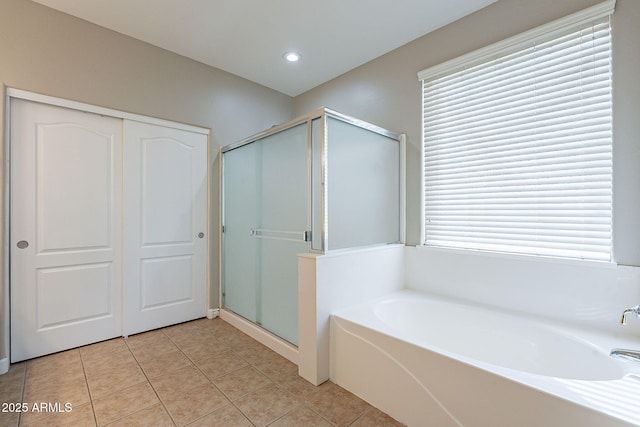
[123,121,208,335]
[10,99,123,362]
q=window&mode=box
[419,1,615,262]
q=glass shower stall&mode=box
[221,108,403,345]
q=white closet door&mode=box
[10,99,123,362]
[123,121,208,336]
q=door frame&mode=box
[2,88,212,369]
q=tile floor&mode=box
[0,317,404,426]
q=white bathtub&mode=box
[330,290,640,426]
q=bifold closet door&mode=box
[122,121,208,336]
[10,99,123,362]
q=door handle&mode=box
[250,228,311,243]
[17,240,29,249]
[198,232,205,238]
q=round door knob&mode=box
[198,232,205,238]
[17,240,29,249]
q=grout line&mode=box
[164,319,259,426]
[207,319,331,426]
[18,363,27,427]
[77,348,99,427]
[100,403,167,427]
[87,337,169,427]
[124,332,178,427]
[264,406,297,426]
[348,405,374,426]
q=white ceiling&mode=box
[33,0,497,97]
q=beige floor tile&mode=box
[162,320,203,338]
[251,355,298,382]
[18,403,56,426]
[83,349,138,379]
[24,368,85,395]
[93,381,159,426]
[163,383,230,426]
[216,330,261,350]
[79,338,128,363]
[0,410,20,427]
[0,390,23,410]
[276,375,329,402]
[201,319,243,338]
[211,327,251,345]
[233,383,301,427]
[306,382,371,427]
[150,364,211,401]
[26,353,85,390]
[20,402,52,426]
[6,318,399,427]
[86,363,147,399]
[196,350,248,380]
[164,331,207,351]
[188,318,214,328]
[171,328,229,352]
[128,338,179,360]
[350,407,406,426]
[0,363,26,401]
[269,406,332,427]
[104,404,175,427]
[22,367,90,426]
[125,329,167,350]
[164,326,216,349]
[22,378,90,414]
[213,366,273,401]
[179,338,232,365]
[232,341,280,366]
[20,402,95,427]
[136,348,193,379]
[0,362,26,383]
[185,404,252,427]
[26,349,82,379]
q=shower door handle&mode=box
[250,228,311,243]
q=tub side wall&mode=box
[298,245,405,385]
[405,247,640,336]
[331,315,638,427]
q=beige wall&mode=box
[0,0,293,144]
[0,0,293,363]
[294,0,640,267]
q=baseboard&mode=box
[0,357,9,375]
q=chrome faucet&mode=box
[612,306,640,363]
[620,305,640,325]
[610,348,640,362]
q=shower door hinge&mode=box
[303,231,312,242]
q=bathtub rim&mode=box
[330,289,640,384]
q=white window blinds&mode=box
[419,1,614,261]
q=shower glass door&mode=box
[222,123,309,345]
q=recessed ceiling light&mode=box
[283,51,301,62]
